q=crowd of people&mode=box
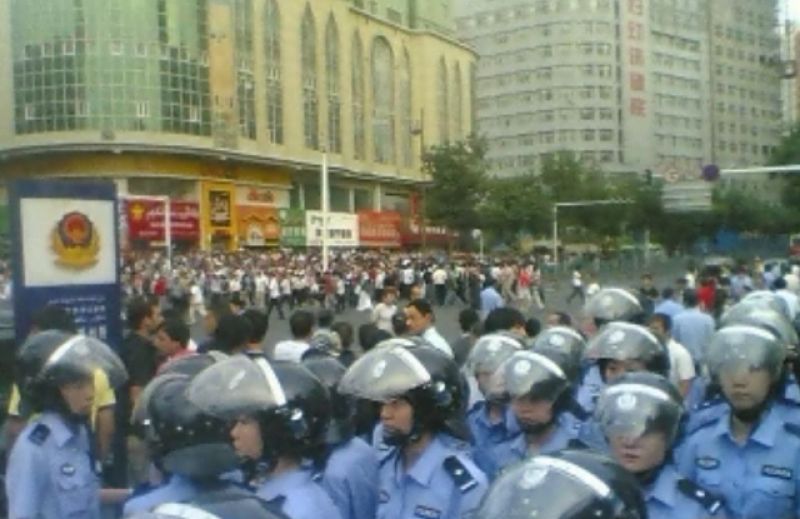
[5,247,800,519]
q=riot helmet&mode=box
[531,326,587,383]
[466,332,524,401]
[585,288,645,326]
[475,450,647,519]
[721,302,798,353]
[585,322,669,382]
[338,343,468,446]
[15,331,127,417]
[302,354,353,445]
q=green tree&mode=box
[480,174,550,241]
[769,123,800,219]
[423,135,488,235]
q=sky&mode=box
[787,1,800,23]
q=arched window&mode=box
[264,0,282,144]
[351,32,366,160]
[399,50,413,168]
[235,0,255,139]
[372,37,395,164]
[437,57,449,143]
[453,62,463,140]
[301,5,318,150]
[325,15,341,153]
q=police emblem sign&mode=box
[10,180,122,348]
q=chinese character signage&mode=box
[358,211,402,248]
[305,211,359,248]
[124,198,200,242]
[620,0,654,166]
[9,180,122,347]
[237,205,280,247]
[200,181,237,250]
[279,209,306,247]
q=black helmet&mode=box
[595,372,684,445]
[145,374,239,478]
[585,322,669,380]
[15,331,127,415]
[339,343,468,445]
[530,326,587,383]
[302,355,353,445]
[585,288,644,325]
[475,450,647,519]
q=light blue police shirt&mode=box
[377,434,488,519]
[467,401,519,479]
[123,474,199,516]
[5,412,101,519]
[322,437,380,519]
[646,464,724,519]
[256,466,343,519]
[677,403,800,519]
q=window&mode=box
[264,0,283,144]
[437,57,449,143]
[352,32,366,160]
[235,0,256,139]
[372,37,395,163]
[325,15,341,153]
[301,5,319,149]
[136,101,150,118]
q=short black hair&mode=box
[290,310,315,339]
[126,297,156,331]
[551,311,573,326]
[661,287,675,299]
[392,313,408,336]
[773,277,787,290]
[458,308,480,333]
[331,321,354,349]
[406,298,434,318]
[683,289,699,307]
[242,308,269,344]
[358,323,379,351]
[212,314,252,354]
[317,309,335,329]
[525,317,542,338]
[158,318,190,347]
[483,307,525,334]
[31,304,77,334]
[649,312,672,332]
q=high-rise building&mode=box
[0,0,474,249]
[455,0,783,179]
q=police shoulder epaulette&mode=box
[784,422,800,439]
[677,478,724,515]
[443,455,478,494]
[27,423,50,446]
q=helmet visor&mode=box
[35,334,128,389]
[706,325,786,381]
[338,345,431,402]
[595,383,682,441]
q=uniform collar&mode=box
[401,434,448,488]
[40,412,83,448]
[258,467,313,501]
[648,464,680,508]
[714,404,781,447]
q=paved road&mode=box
[191,259,687,350]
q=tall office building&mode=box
[456,0,783,179]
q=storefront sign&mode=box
[358,211,402,248]
[201,182,237,250]
[306,211,359,248]
[279,209,306,247]
[124,198,200,241]
[237,205,280,246]
[400,217,454,247]
[235,185,290,207]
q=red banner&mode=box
[399,217,453,247]
[125,198,200,241]
[358,211,402,248]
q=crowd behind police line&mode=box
[5,253,800,519]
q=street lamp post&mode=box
[321,146,329,272]
[552,199,633,265]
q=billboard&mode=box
[279,209,306,247]
[124,198,200,241]
[237,205,280,246]
[358,211,402,248]
[306,211,359,248]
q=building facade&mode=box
[0,0,475,249]
[455,0,783,180]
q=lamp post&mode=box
[321,146,329,272]
[552,199,633,265]
[411,108,427,249]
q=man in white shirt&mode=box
[255,271,268,308]
[404,298,453,358]
[272,309,314,362]
[401,261,415,300]
[648,312,695,398]
[432,265,448,306]
[267,273,284,320]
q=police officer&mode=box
[474,449,648,519]
[487,350,578,475]
[579,288,646,414]
[125,353,282,516]
[6,331,128,519]
[338,342,488,519]
[463,332,523,478]
[596,372,723,519]
[302,354,379,519]
[677,325,800,519]
[128,501,288,519]
[186,355,342,519]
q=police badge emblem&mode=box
[51,211,100,269]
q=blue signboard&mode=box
[9,180,122,349]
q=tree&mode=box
[423,135,488,235]
[769,123,800,219]
[479,174,550,241]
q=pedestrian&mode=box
[404,298,453,358]
[479,278,504,318]
[371,287,397,334]
[451,308,480,368]
[433,264,448,306]
[671,289,715,367]
[647,313,695,398]
[267,273,285,320]
[273,310,315,362]
[566,267,584,304]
